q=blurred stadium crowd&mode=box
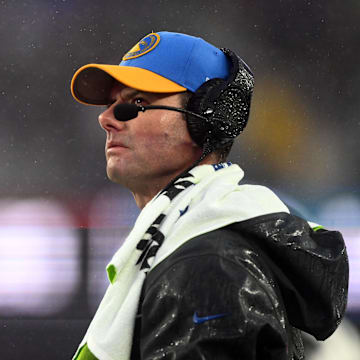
[0,1,359,359]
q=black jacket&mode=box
[131,212,349,360]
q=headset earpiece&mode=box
[186,78,225,146]
[185,48,254,152]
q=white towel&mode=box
[73,162,289,360]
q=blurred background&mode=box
[0,0,359,359]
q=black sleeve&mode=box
[231,213,349,340]
[139,236,293,360]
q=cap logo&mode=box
[122,33,160,61]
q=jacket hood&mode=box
[232,212,349,340]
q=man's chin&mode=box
[106,167,136,190]
[106,167,125,184]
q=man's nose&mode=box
[98,105,126,132]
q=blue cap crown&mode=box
[120,31,230,92]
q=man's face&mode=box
[98,82,202,191]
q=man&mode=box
[70,31,348,360]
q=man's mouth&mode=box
[107,141,127,150]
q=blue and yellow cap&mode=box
[71,31,230,105]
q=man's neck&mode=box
[132,191,158,209]
[131,155,220,209]
[131,168,187,209]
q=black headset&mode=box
[184,48,254,160]
[114,48,254,162]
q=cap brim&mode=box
[71,64,187,105]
